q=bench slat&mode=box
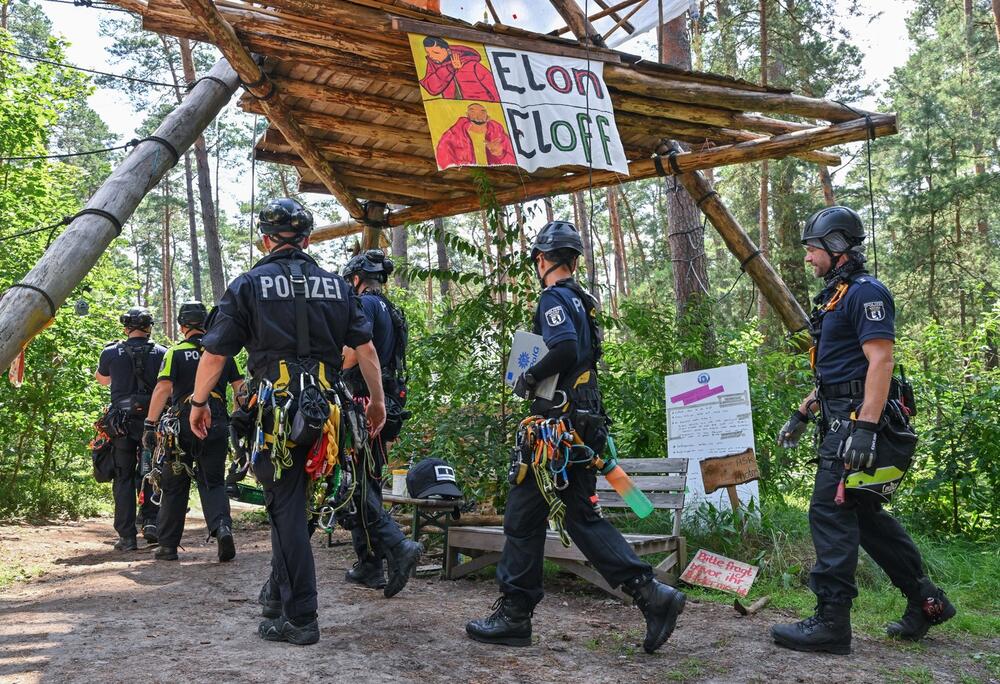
[597,490,684,509]
[448,526,678,563]
[615,458,688,474]
[595,475,686,492]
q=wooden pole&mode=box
[361,203,386,251]
[0,59,239,370]
[177,0,366,220]
[549,0,605,45]
[665,141,809,337]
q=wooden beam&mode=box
[299,181,426,207]
[381,114,896,226]
[549,0,605,45]
[362,203,386,251]
[667,141,810,336]
[605,65,876,123]
[177,0,366,219]
[391,16,621,63]
[259,128,440,172]
[601,0,648,43]
[311,218,366,242]
[0,59,239,370]
[265,77,425,118]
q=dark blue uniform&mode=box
[154,336,241,549]
[345,291,406,575]
[810,269,924,606]
[202,248,371,623]
[98,337,166,538]
[497,280,649,607]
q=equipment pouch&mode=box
[115,394,152,418]
[507,448,527,485]
[573,408,610,456]
[91,436,115,483]
[288,381,330,447]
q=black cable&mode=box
[1,140,136,162]
[5,283,57,318]
[833,100,879,278]
[0,48,179,89]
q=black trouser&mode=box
[496,465,651,607]
[350,437,405,563]
[253,444,317,621]
[156,434,232,548]
[809,397,925,604]
[111,432,158,538]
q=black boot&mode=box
[155,545,178,561]
[623,576,686,654]
[258,615,320,646]
[886,577,956,641]
[346,557,386,589]
[258,579,281,619]
[216,524,236,563]
[142,523,158,544]
[114,535,137,551]
[383,539,422,598]
[465,595,533,647]
[772,602,852,655]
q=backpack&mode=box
[373,293,409,408]
[119,340,156,416]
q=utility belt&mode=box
[112,394,152,419]
[530,369,610,455]
[819,378,865,400]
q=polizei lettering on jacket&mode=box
[257,274,344,300]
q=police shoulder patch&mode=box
[544,305,566,327]
[863,301,886,321]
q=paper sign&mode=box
[664,363,759,510]
[505,331,557,400]
[700,448,760,495]
[680,549,759,597]
[407,33,628,175]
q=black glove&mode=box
[842,421,879,470]
[513,371,538,400]
[776,410,810,448]
[141,420,158,452]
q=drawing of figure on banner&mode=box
[435,103,516,168]
[419,36,499,101]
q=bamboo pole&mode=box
[0,59,239,370]
[377,114,896,227]
[177,0,366,220]
[666,141,809,336]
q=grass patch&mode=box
[0,561,46,590]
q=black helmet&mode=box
[801,206,866,249]
[530,221,584,261]
[258,197,314,236]
[120,306,153,330]
[177,301,208,328]
[342,249,394,283]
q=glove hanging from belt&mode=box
[841,420,879,470]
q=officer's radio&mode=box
[891,365,917,417]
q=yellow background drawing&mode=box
[408,33,491,101]
[422,99,511,151]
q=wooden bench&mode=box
[445,458,688,601]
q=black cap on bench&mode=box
[407,458,463,499]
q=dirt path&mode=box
[0,516,995,684]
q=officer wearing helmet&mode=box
[144,301,244,562]
[95,306,166,550]
[188,198,387,646]
[466,220,686,654]
[772,206,954,654]
[340,249,421,596]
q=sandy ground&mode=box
[0,514,996,684]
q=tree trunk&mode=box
[514,204,527,253]
[182,152,203,301]
[818,165,836,206]
[179,38,226,303]
[162,178,175,339]
[757,0,770,322]
[716,0,737,75]
[391,225,409,289]
[572,191,597,296]
[434,217,450,297]
[608,187,628,300]
[1,1,10,30]
[661,13,712,370]
[543,197,554,222]
[993,0,1000,55]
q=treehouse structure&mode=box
[0,0,899,369]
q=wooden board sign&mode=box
[680,549,759,597]
[700,448,759,495]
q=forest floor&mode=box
[1,514,997,684]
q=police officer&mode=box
[95,307,166,550]
[188,197,386,646]
[466,221,686,654]
[144,301,244,562]
[772,206,955,654]
[340,249,420,596]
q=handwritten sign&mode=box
[680,549,759,597]
[700,448,760,495]
[664,363,759,510]
[407,33,628,174]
